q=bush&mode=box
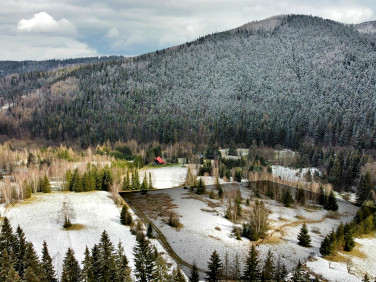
[63,216,72,229]
[120,205,133,226]
[168,212,180,228]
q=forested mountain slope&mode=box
[0,15,376,150]
[0,56,122,78]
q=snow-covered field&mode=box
[141,166,188,189]
[272,165,320,182]
[306,234,376,281]
[1,191,175,278]
[125,183,358,275]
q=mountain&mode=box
[0,56,123,78]
[0,15,376,150]
[354,20,376,34]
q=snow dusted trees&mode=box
[357,172,373,205]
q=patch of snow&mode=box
[4,191,176,278]
[272,165,320,182]
[141,166,188,189]
[306,257,361,282]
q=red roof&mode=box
[155,156,165,164]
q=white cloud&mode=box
[323,7,374,24]
[0,35,97,60]
[17,12,76,35]
[107,26,119,38]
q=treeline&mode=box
[297,143,367,192]
[121,170,153,192]
[0,217,188,282]
[64,165,113,192]
[320,205,376,257]
[251,182,338,211]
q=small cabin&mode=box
[154,156,165,165]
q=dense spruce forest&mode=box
[0,56,123,78]
[1,15,376,151]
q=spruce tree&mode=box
[115,242,131,282]
[61,248,81,282]
[81,246,94,282]
[172,266,186,282]
[274,257,287,281]
[242,245,261,281]
[0,217,15,254]
[261,250,274,282]
[344,224,355,252]
[196,179,206,195]
[205,250,222,282]
[23,242,40,278]
[141,172,148,195]
[24,266,39,282]
[189,261,200,282]
[73,173,83,192]
[41,241,57,282]
[327,191,338,211]
[319,185,326,206]
[356,172,372,205]
[0,249,18,282]
[98,230,117,281]
[133,233,156,282]
[297,224,311,247]
[154,250,170,282]
[120,205,133,226]
[319,236,332,257]
[41,175,51,193]
[91,244,101,280]
[148,172,153,190]
[146,223,153,238]
[283,191,294,207]
[14,225,27,278]
[7,265,21,282]
[218,186,223,198]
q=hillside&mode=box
[0,15,376,150]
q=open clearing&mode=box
[122,183,359,277]
[141,166,188,189]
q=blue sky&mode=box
[1,0,375,60]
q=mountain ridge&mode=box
[0,14,375,151]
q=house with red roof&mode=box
[154,156,165,165]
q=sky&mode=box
[0,0,375,61]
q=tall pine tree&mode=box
[243,245,261,281]
[133,233,156,282]
[40,241,57,282]
[61,248,81,282]
[297,224,311,247]
[205,250,222,282]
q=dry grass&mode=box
[126,193,178,220]
[325,253,347,263]
[208,235,221,241]
[342,243,367,259]
[64,224,85,231]
[295,215,307,220]
[215,226,221,231]
[326,211,341,220]
[263,235,283,244]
